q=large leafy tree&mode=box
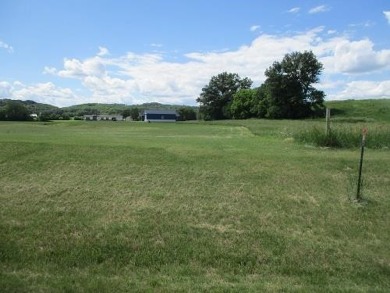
[177,107,197,121]
[122,108,132,120]
[263,51,325,119]
[230,89,258,119]
[129,107,140,121]
[1,101,31,121]
[197,72,252,120]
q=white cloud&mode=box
[250,25,260,32]
[309,5,330,14]
[56,57,107,78]
[333,80,390,100]
[13,27,389,106]
[384,11,390,24]
[184,27,326,81]
[97,46,110,56]
[45,28,322,104]
[349,21,375,28]
[43,66,57,75]
[0,81,81,107]
[320,38,390,74]
[0,40,14,53]
[15,82,77,106]
[287,7,300,14]
[0,81,12,98]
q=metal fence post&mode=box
[326,108,331,136]
[356,128,368,201]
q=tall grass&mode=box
[294,124,390,149]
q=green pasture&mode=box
[325,99,390,123]
[1,120,389,291]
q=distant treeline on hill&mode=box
[1,98,389,122]
[0,99,198,121]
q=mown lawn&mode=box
[1,120,389,292]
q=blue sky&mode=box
[1,0,390,107]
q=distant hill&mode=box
[62,103,128,116]
[62,102,197,116]
[0,99,58,113]
[1,99,196,117]
[325,99,390,122]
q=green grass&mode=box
[325,99,390,123]
[1,120,390,291]
[294,124,390,149]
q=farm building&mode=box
[141,110,178,122]
[84,115,123,121]
[30,113,38,120]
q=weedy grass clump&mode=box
[294,124,390,149]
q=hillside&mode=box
[62,102,197,116]
[62,103,128,116]
[325,99,390,122]
[0,99,58,113]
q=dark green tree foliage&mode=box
[122,108,132,119]
[39,109,70,121]
[1,101,31,121]
[129,107,140,121]
[230,89,258,119]
[23,100,58,114]
[263,51,325,119]
[197,72,252,120]
[177,107,197,121]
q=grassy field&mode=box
[325,99,390,123]
[1,119,390,292]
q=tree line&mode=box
[197,51,325,120]
[0,100,197,121]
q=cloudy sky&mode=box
[1,0,390,107]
